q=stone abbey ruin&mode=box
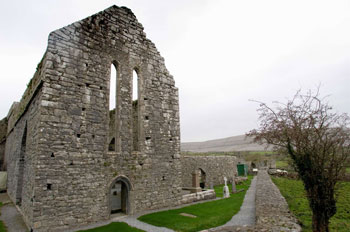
[0,5,242,231]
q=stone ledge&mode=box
[181,189,216,204]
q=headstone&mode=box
[231,177,236,193]
[223,176,230,198]
[191,170,202,193]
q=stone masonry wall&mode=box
[181,155,238,188]
[5,88,43,229]
[0,117,8,170]
[5,5,182,232]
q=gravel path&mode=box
[222,176,256,227]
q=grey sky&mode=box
[1,0,350,142]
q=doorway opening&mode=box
[110,176,131,214]
[199,168,206,189]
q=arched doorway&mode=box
[198,168,206,189]
[109,176,131,215]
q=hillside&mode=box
[181,135,272,152]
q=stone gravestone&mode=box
[191,170,202,193]
[231,177,236,193]
[223,177,230,198]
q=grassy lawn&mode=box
[138,176,252,232]
[272,177,350,232]
[275,160,289,169]
[77,222,144,232]
[0,221,5,232]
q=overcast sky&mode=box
[1,0,350,142]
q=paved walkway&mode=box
[0,193,28,232]
[215,176,256,229]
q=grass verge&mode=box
[272,177,350,232]
[275,160,289,169]
[138,176,252,232]
[77,222,144,232]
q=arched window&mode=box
[108,138,115,151]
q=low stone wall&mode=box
[181,189,216,204]
[207,170,301,232]
[181,155,239,188]
[253,170,301,231]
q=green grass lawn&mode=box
[138,176,252,232]
[77,222,144,232]
[272,177,350,232]
[275,160,289,169]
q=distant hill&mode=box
[181,135,272,153]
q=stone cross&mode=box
[224,176,227,186]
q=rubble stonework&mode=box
[208,170,301,232]
[4,6,181,231]
[0,117,7,170]
[181,156,239,188]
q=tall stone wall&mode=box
[181,155,239,188]
[5,88,43,229]
[0,117,8,170]
[5,5,181,232]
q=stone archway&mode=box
[109,176,132,215]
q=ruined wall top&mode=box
[6,5,175,134]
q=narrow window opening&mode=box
[47,184,52,190]
[145,116,149,120]
[146,137,151,141]
[110,64,117,110]
[132,69,139,151]
[109,62,118,152]
[77,134,81,138]
[132,70,138,101]
[51,153,55,158]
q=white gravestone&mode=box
[223,177,230,198]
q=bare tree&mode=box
[247,89,350,232]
